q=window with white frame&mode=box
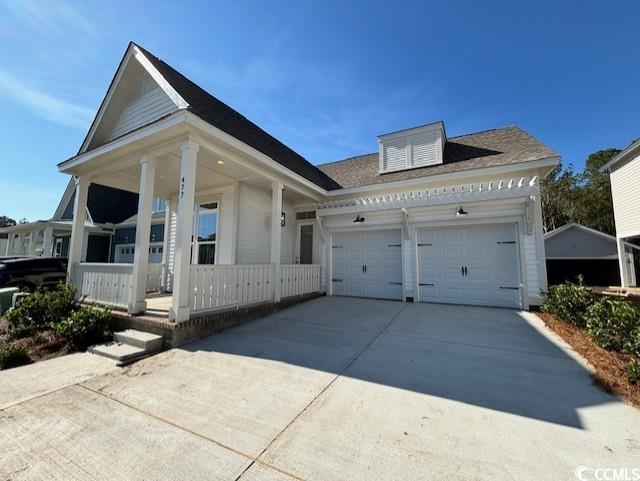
[192,202,218,264]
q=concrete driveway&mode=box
[1,297,639,481]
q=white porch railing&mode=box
[146,263,163,293]
[73,263,133,309]
[189,264,275,313]
[189,264,322,314]
[281,264,321,298]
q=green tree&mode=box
[540,148,619,236]
[0,216,16,228]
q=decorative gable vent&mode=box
[378,122,446,174]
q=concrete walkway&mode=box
[1,297,639,480]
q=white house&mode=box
[0,182,139,260]
[602,139,640,287]
[58,42,560,322]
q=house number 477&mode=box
[180,176,185,198]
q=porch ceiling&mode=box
[90,143,265,199]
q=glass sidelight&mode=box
[192,202,218,264]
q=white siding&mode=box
[107,83,176,142]
[236,183,272,264]
[524,234,540,300]
[610,153,640,238]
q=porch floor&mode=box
[145,294,171,315]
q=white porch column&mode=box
[42,227,54,257]
[617,237,631,287]
[170,140,199,322]
[271,182,283,302]
[67,176,90,280]
[129,155,157,314]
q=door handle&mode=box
[364,265,367,274]
[464,266,468,276]
[461,266,464,276]
[362,265,365,274]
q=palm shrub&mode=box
[542,276,594,327]
[585,298,640,354]
[54,306,113,352]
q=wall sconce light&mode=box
[456,206,469,218]
[353,214,365,223]
[281,211,286,227]
[151,233,156,242]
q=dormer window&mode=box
[378,121,446,174]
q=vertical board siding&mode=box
[237,183,272,264]
[524,235,540,299]
[610,154,640,237]
[73,263,133,308]
[107,84,177,142]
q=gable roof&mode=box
[53,179,139,225]
[544,223,617,242]
[317,126,559,189]
[601,138,640,172]
[75,42,559,193]
[133,44,341,191]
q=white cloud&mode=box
[0,69,93,129]
[3,0,100,40]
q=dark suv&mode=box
[0,257,68,291]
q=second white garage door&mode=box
[417,224,522,308]
[332,229,403,300]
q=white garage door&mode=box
[332,229,403,300]
[417,224,521,308]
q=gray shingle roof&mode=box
[317,126,559,189]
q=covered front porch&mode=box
[60,116,325,322]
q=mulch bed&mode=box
[538,311,640,407]
[0,318,69,367]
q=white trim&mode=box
[601,139,640,172]
[79,44,188,155]
[60,111,187,171]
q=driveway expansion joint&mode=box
[235,303,409,481]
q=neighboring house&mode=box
[0,182,139,261]
[0,233,7,257]
[602,139,640,287]
[57,42,560,321]
[545,223,639,286]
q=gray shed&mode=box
[544,223,638,286]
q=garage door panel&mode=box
[418,224,521,309]
[332,229,402,301]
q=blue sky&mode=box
[0,0,638,221]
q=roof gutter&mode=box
[600,140,640,173]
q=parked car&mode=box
[0,257,68,291]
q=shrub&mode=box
[542,277,595,327]
[54,306,113,352]
[585,298,640,353]
[5,283,80,337]
[0,342,31,370]
[626,359,640,385]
